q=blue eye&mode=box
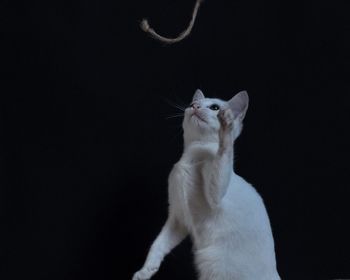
[209,104,220,110]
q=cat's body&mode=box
[132,90,280,280]
[169,142,279,280]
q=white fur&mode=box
[132,89,281,280]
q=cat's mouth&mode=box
[191,112,207,123]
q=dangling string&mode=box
[140,0,203,44]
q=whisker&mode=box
[163,97,187,112]
[165,114,184,119]
[168,88,189,109]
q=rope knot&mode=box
[140,19,150,32]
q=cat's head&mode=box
[182,89,249,145]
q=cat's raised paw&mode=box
[218,107,234,131]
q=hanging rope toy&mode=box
[140,0,204,44]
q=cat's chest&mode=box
[175,161,204,190]
[171,146,215,193]
[169,160,204,199]
[168,144,217,224]
[168,161,206,228]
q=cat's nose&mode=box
[191,103,201,109]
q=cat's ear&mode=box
[228,91,249,120]
[192,89,205,102]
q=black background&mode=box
[1,0,350,279]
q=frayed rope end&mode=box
[140,19,150,32]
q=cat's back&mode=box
[223,174,274,241]
[225,174,267,218]
[195,175,279,280]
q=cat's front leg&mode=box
[132,215,187,280]
[218,107,235,154]
[132,263,159,280]
[202,107,234,209]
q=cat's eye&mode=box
[209,104,220,111]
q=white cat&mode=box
[132,89,281,280]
